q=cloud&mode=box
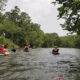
[5,0,68,36]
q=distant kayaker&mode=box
[32,46,36,49]
[11,46,16,52]
[52,46,59,55]
[4,44,8,48]
[24,44,29,52]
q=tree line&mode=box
[0,6,62,48]
[0,0,80,48]
[52,0,80,48]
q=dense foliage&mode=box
[0,6,45,47]
[60,35,75,48]
[42,33,61,47]
[74,35,80,48]
[51,0,80,48]
[52,0,80,34]
[0,0,7,11]
[0,2,80,48]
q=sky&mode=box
[5,0,69,36]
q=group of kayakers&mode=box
[0,42,60,55]
[24,43,60,55]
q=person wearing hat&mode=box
[52,46,59,55]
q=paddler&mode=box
[24,44,29,52]
[52,46,59,54]
[0,45,4,52]
[0,45,8,56]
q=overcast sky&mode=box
[5,0,69,36]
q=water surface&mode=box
[0,48,80,80]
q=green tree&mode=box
[52,0,80,34]
[0,6,45,47]
[27,23,44,47]
[0,0,7,11]
[4,6,20,23]
[42,33,61,47]
[60,35,75,48]
[74,35,80,48]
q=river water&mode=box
[0,48,80,80]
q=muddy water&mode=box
[0,48,80,80]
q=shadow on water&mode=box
[0,48,80,80]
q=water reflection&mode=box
[0,48,80,80]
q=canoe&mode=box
[0,52,10,56]
[0,54,4,56]
[24,48,29,52]
[52,52,59,55]
[53,77,66,80]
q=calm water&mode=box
[0,48,80,80]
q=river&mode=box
[0,48,80,80]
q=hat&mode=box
[54,46,58,48]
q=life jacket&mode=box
[53,48,59,52]
[54,48,57,51]
[25,45,29,48]
[0,46,4,51]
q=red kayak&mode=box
[52,52,59,55]
[24,48,29,52]
[53,77,66,80]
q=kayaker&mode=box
[4,44,8,48]
[24,44,29,52]
[52,46,59,55]
[11,46,16,52]
[0,45,4,52]
[32,46,36,49]
[0,45,8,56]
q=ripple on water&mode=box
[0,48,80,80]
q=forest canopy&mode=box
[0,0,80,48]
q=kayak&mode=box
[24,48,29,52]
[32,47,36,49]
[32,46,36,49]
[0,52,10,56]
[52,52,59,55]
[53,77,66,80]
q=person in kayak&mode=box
[0,45,8,56]
[24,44,29,52]
[52,46,59,55]
[0,45,4,52]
